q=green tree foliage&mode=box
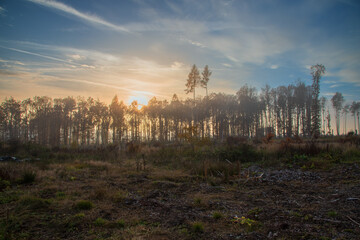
[201,65,212,97]
[185,64,200,102]
[310,64,325,139]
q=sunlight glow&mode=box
[127,95,149,110]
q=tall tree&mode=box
[185,64,201,102]
[320,96,327,135]
[331,92,344,136]
[350,101,360,134]
[342,104,350,134]
[201,65,211,97]
[310,64,325,138]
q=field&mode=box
[1,139,360,240]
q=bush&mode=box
[75,200,93,210]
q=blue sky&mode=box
[0,0,359,105]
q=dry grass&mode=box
[1,142,359,239]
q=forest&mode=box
[1,64,360,147]
[1,64,360,240]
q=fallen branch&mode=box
[314,217,342,223]
[347,216,360,227]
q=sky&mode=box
[0,0,360,106]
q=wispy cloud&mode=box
[27,0,130,33]
[0,45,79,66]
[0,6,5,15]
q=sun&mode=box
[127,95,149,110]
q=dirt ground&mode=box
[1,160,359,239]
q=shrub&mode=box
[75,200,93,210]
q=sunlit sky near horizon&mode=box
[0,0,360,105]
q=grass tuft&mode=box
[191,222,204,233]
[75,200,93,210]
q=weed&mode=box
[194,197,202,205]
[304,214,313,221]
[212,211,223,220]
[0,190,20,204]
[91,188,108,200]
[56,191,66,200]
[94,217,107,227]
[191,222,204,233]
[232,216,259,232]
[327,211,337,218]
[112,190,129,203]
[115,219,125,229]
[247,207,262,219]
[18,171,36,184]
[18,195,51,210]
[74,213,85,218]
[75,200,93,210]
[0,178,10,191]
[66,212,86,228]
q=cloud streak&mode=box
[0,45,79,66]
[27,0,130,33]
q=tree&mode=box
[110,95,126,144]
[310,64,325,138]
[350,101,360,134]
[1,97,21,140]
[342,104,350,134]
[331,92,344,136]
[201,65,211,97]
[185,64,200,102]
[320,96,327,135]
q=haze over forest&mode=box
[1,0,360,141]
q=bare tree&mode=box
[342,104,350,134]
[331,92,344,136]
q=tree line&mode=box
[1,64,360,147]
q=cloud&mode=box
[171,61,185,69]
[0,45,77,65]
[0,6,5,15]
[68,54,85,61]
[0,59,24,66]
[270,65,279,70]
[27,0,130,33]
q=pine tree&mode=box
[310,64,325,138]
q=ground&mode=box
[0,158,359,240]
